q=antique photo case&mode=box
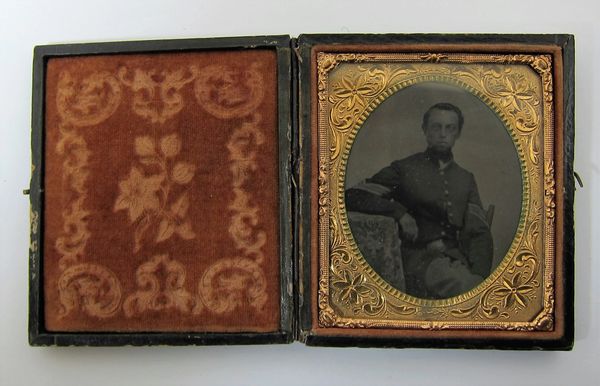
[28,33,574,349]
[29,36,294,346]
[297,34,574,349]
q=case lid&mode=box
[29,36,294,345]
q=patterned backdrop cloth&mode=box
[43,50,281,332]
[347,212,406,292]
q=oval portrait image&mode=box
[344,82,523,300]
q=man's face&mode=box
[423,109,461,152]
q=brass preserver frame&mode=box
[317,52,556,331]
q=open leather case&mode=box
[28,34,575,349]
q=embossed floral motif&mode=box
[194,107,270,315]
[330,73,381,113]
[332,271,371,305]
[123,254,193,316]
[317,160,329,220]
[492,73,536,111]
[328,70,391,135]
[544,160,556,226]
[326,65,417,160]
[449,227,540,321]
[194,63,265,119]
[118,67,196,124]
[193,109,270,314]
[58,263,122,318]
[55,198,92,269]
[226,115,267,263]
[114,133,196,252]
[197,257,267,314]
[493,272,535,309]
[114,167,163,222]
[460,68,540,133]
[55,71,123,271]
[327,236,417,320]
[57,71,122,127]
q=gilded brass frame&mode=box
[317,52,556,330]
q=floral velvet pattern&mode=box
[43,50,280,332]
[114,133,196,252]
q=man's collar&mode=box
[424,147,454,164]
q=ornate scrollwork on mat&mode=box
[118,67,196,124]
[55,71,123,314]
[123,254,193,317]
[317,53,555,330]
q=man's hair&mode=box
[422,102,464,131]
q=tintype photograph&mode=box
[316,48,562,335]
[345,82,522,300]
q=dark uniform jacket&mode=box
[345,148,493,291]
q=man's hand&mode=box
[426,239,446,253]
[398,213,418,242]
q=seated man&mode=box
[345,102,493,299]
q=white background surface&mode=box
[1,1,598,385]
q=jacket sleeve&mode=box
[345,162,407,221]
[460,174,494,277]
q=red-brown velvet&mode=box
[44,50,280,332]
